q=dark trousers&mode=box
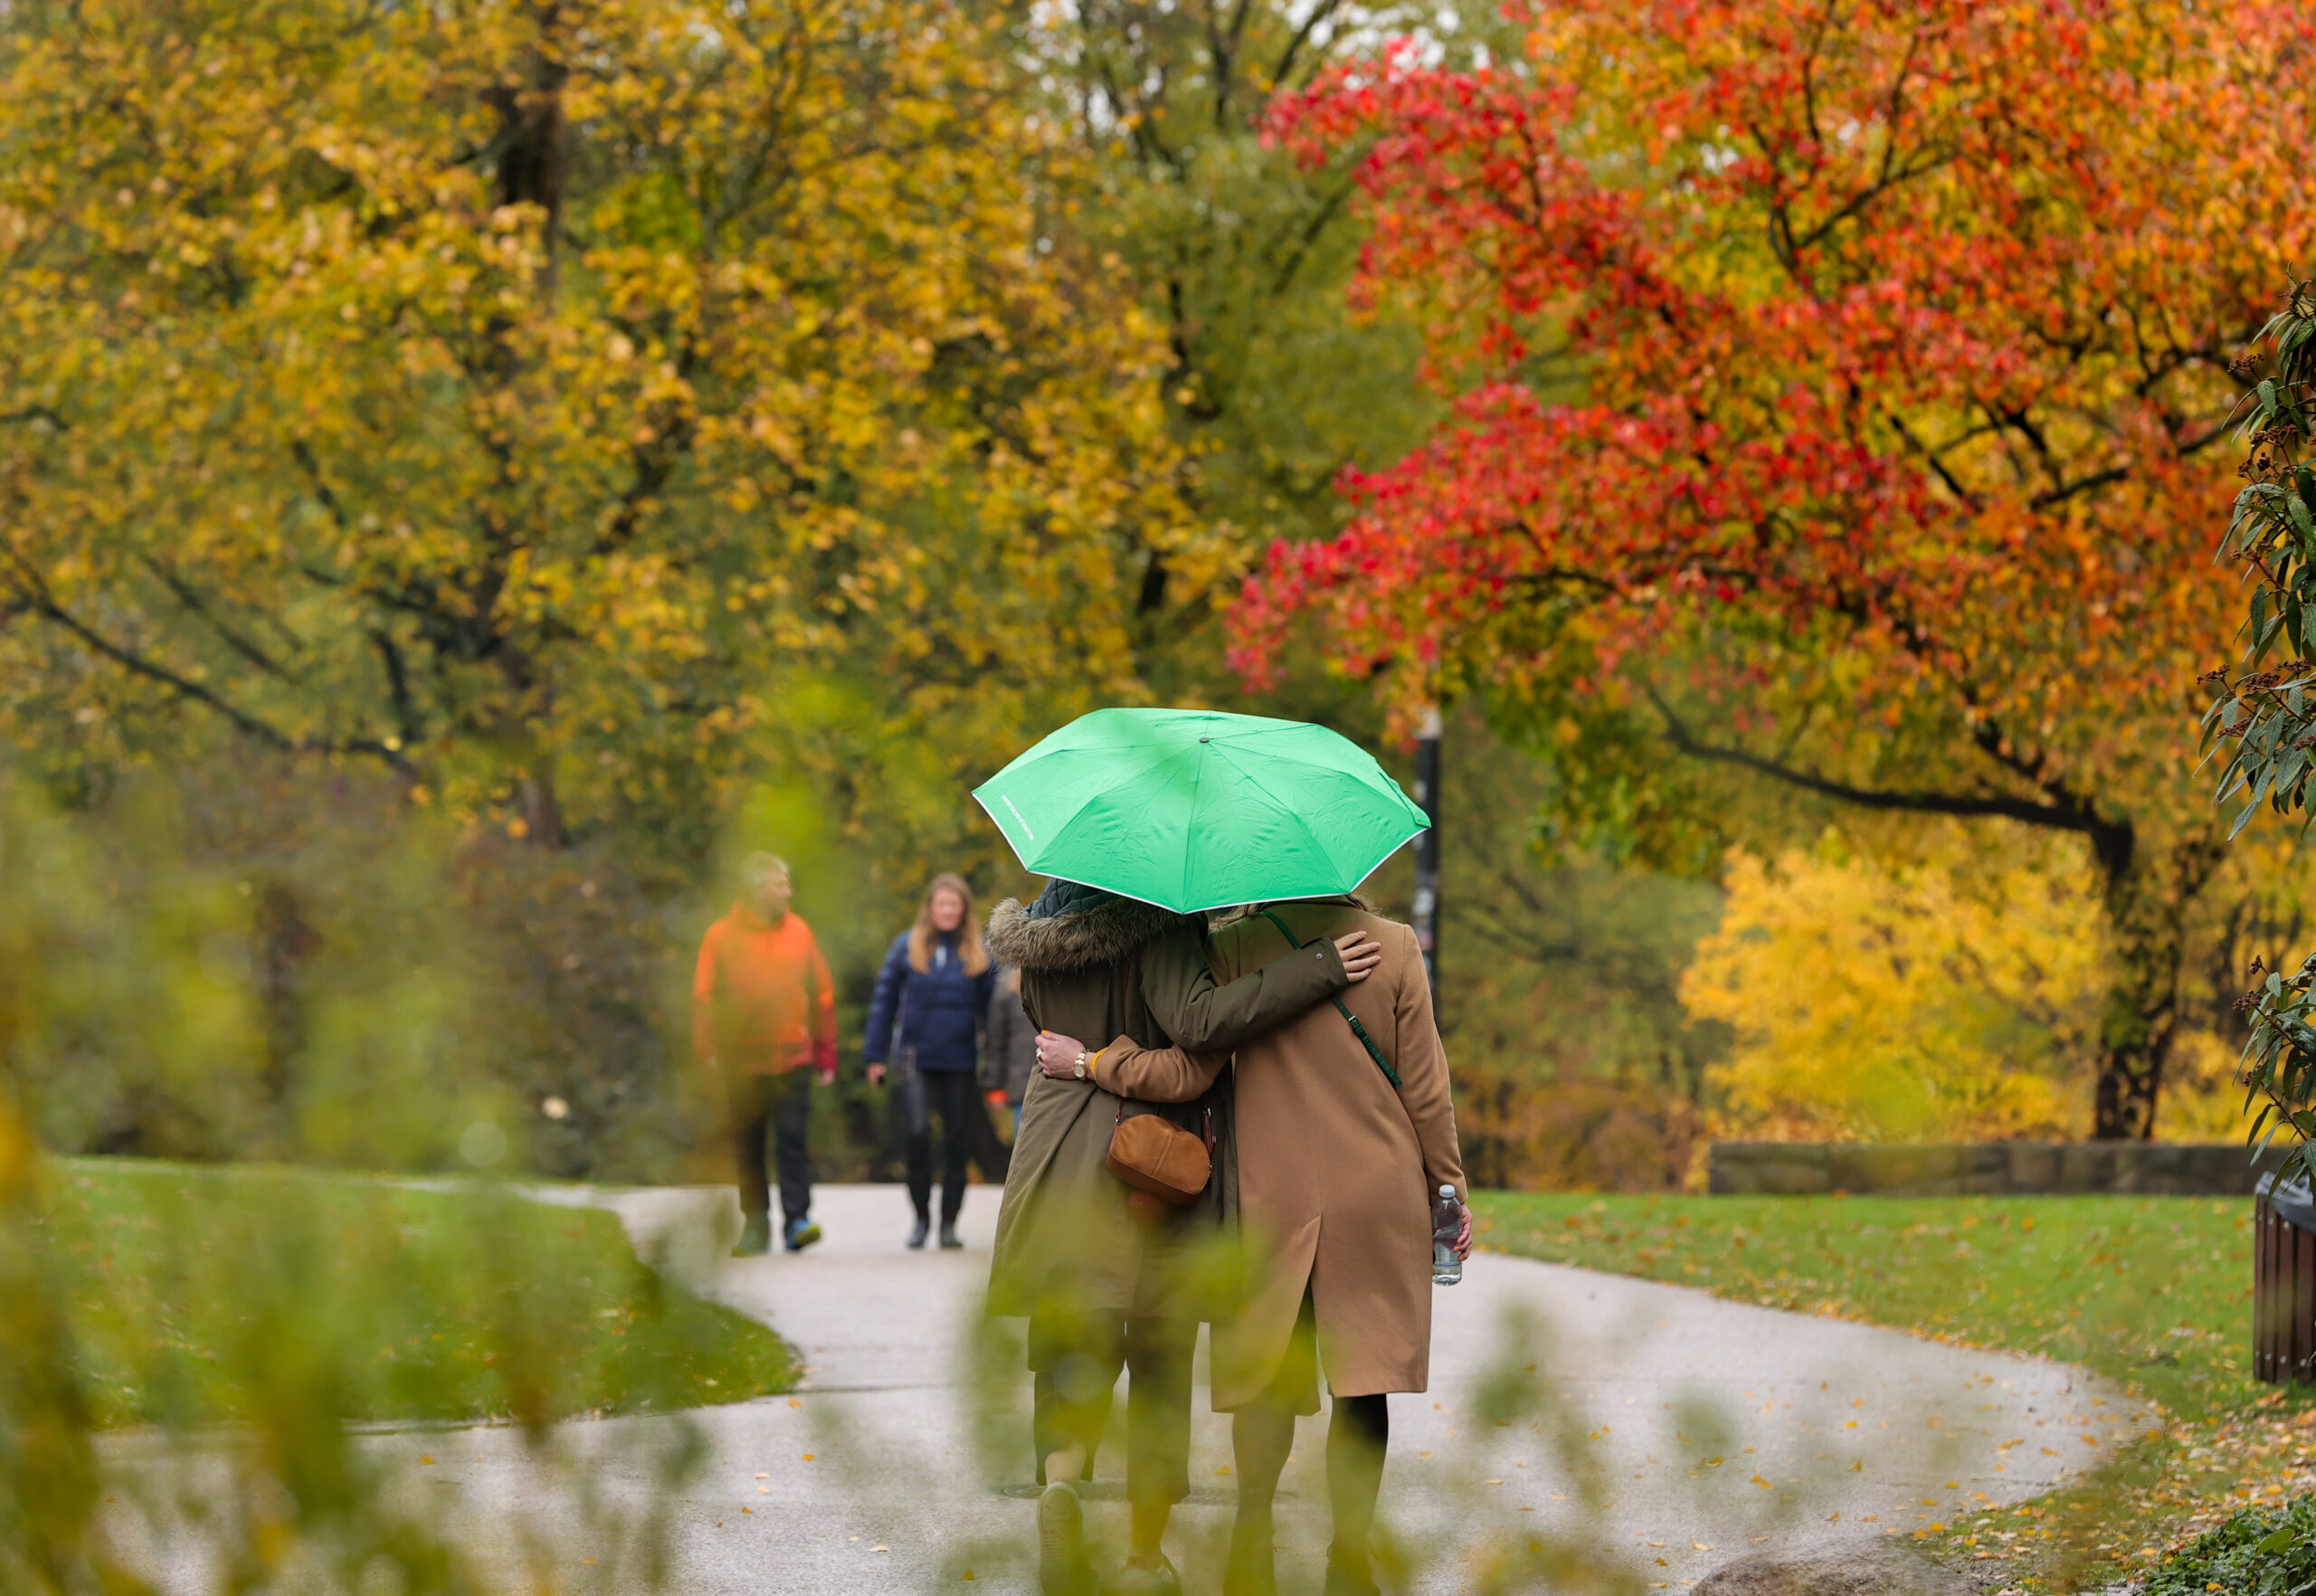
[731,1069,813,1229]
[899,1068,980,1223]
[1028,1311,1195,1510]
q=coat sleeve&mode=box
[1138,925,1350,1052]
[1388,923,1466,1203]
[861,937,909,1066]
[690,922,722,1068]
[1089,1034,1230,1106]
[971,962,998,1065]
[981,983,1006,1091]
[983,978,1029,1097]
[808,930,840,1075]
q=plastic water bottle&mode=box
[1431,1185,1463,1286]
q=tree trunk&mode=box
[486,24,569,254]
[489,25,568,850]
[518,758,565,850]
[2091,829,2227,1140]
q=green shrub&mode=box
[2142,1496,2316,1595]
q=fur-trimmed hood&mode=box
[985,892,1191,974]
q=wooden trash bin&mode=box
[2254,1173,2316,1384]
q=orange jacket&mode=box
[691,905,839,1076]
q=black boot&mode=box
[938,1219,963,1249]
[906,1212,930,1249]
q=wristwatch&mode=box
[1071,1050,1089,1079]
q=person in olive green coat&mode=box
[984,879,1379,1596]
[1033,895,1466,1596]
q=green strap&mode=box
[1258,910,1402,1089]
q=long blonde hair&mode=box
[909,871,990,976]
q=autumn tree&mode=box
[0,0,1199,867]
[1237,0,2316,1138]
[1026,2,1513,687]
[1685,827,2102,1144]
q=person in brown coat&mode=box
[1035,894,1468,1596]
[986,879,1380,1596]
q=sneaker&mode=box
[732,1218,771,1257]
[782,1217,822,1253]
[1037,1480,1089,1596]
[907,1214,930,1249]
[938,1220,963,1249]
[1111,1554,1182,1596]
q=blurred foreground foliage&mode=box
[2,1075,758,1592]
[0,766,778,1593]
[46,1159,793,1428]
[0,762,708,1179]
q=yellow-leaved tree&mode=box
[1684,826,2268,1143]
[0,0,1209,852]
[1684,830,2103,1142]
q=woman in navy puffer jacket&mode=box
[864,872,999,1249]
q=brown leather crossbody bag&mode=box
[1106,1097,1214,1207]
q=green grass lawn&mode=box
[1472,1192,2253,1417]
[1472,1192,2311,1589]
[38,1157,796,1428]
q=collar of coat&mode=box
[984,892,1190,973]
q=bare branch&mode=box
[1644,682,2115,840]
[138,555,299,680]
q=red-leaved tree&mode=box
[1238,0,2316,1137]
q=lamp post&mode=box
[1411,704,1441,1000]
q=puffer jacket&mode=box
[862,930,995,1074]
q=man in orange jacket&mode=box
[693,852,840,1255]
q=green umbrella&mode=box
[972,708,1429,914]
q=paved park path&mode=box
[335,1182,2156,1594]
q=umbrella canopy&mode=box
[972,708,1428,914]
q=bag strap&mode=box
[1115,1090,1215,1152]
[1258,910,1402,1089]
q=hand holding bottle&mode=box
[1432,1185,1466,1285]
